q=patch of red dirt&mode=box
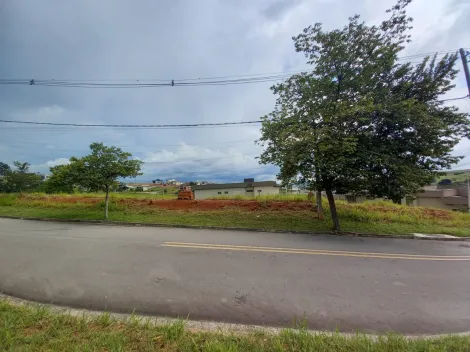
[420,208,454,220]
[120,199,316,212]
[25,195,316,212]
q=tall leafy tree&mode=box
[64,143,143,218]
[258,0,470,231]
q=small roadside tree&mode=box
[258,0,470,231]
[44,164,76,194]
[64,143,143,219]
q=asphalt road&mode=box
[1,218,470,334]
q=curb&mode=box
[1,215,469,241]
[1,293,469,339]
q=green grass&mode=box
[1,193,470,236]
[1,299,469,351]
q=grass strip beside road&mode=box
[2,205,470,236]
[1,300,470,352]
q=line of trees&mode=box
[257,0,470,231]
[1,143,143,219]
[0,161,43,193]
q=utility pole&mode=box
[460,48,470,97]
[467,173,470,213]
[459,48,470,212]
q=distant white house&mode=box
[125,183,153,191]
[192,180,279,200]
[166,179,183,186]
[195,180,210,185]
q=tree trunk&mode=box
[316,190,324,220]
[325,189,340,232]
[104,185,109,219]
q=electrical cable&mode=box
[0,48,465,88]
[4,139,257,149]
[440,95,469,102]
[0,119,262,128]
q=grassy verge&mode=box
[1,194,470,236]
[1,300,469,351]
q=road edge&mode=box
[1,293,469,340]
[1,214,469,241]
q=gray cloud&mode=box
[261,0,302,20]
[0,0,469,182]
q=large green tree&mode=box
[258,0,470,231]
[54,143,143,218]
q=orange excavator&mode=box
[177,185,194,200]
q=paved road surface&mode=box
[1,218,470,334]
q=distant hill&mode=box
[435,169,470,184]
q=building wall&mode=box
[194,188,242,200]
[415,197,451,210]
[194,186,279,200]
[457,186,469,197]
[413,186,468,211]
[253,185,280,197]
[414,197,468,211]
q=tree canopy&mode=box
[257,0,470,231]
[0,162,42,193]
[43,164,76,194]
[49,143,143,218]
[0,162,10,176]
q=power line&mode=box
[0,73,297,89]
[3,139,257,149]
[0,69,310,84]
[396,49,461,61]
[1,90,466,131]
[0,119,262,128]
[0,126,257,132]
[1,49,466,88]
[440,95,469,102]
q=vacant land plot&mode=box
[1,193,469,236]
[7,194,316,211]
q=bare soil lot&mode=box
[24,195,317,212]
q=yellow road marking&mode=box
[161,242,470,261]
[164,241,470,258]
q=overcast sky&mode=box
[0,0,469,182]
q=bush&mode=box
[0,194,17,206]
